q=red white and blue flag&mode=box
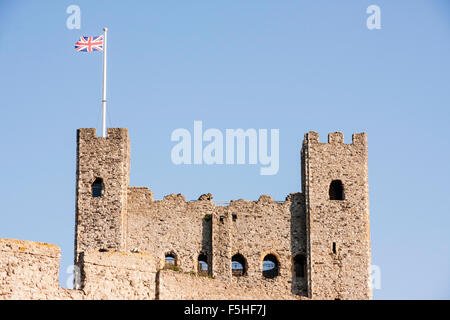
[74,35,104,52]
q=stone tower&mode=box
[302,131,371,299]
[74,128,130,263]
[66,128,372,300]
[0,128,372,300]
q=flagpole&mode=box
[102,27,108,138]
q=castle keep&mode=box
[0,128,371,300]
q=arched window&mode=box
[262,254,280,279]
[164,252,177,269]
[92,178,104,198]
[329,180,344,200]
[231,253,247,277]
[198,253,209,276]
[294,254,306,278]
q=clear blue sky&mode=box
[0,0,449,299]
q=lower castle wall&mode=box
[1,239,305,300]
[157,270,303,300]
[0,239,79,299]
[0,239,156,300]
[78,250,156,299]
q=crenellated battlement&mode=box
[77,127,129,140]
[303,131,367,146]
[128,186,299,210]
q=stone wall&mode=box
[212,194,307,296]
[157,270,304,300]
[0,239,157,300]
[125,189,308,297]
[77,250,156,299]
[126,189,214,272]
[0,239,79,299]
[0,239,303,300]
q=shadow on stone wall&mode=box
[155,270,160,300]
[201,216,212,275]
[289,193,308,297]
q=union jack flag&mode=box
[74,35,104,52]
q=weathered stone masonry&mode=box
[0,128,371,300]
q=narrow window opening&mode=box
[164,252,178,270]
[219,216,225,223]
[329,180,344,200]
[232,214,237,222]
[92,178,104,198]
[332,242,337,254]
[262,254,280,279]
[231,253,247,277]
[294,254,306,278]
[198,253,209,276]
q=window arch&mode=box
[293,254,306,278]
[231,253,247,277]
[92,178,104,198]
[262,254,280,279]
[197,253,209,276]
[329,180,344,200]
[164,252,178,269]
